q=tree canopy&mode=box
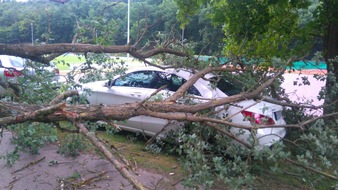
[176,0,337,113]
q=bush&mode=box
[9,122,58,154]
[57,133,88,157]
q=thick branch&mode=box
[0,103,65,125]
[50,90,79,105]
[0,44,133,59]
[75,122,149,190]
[0,43,189,64]
[166,66,239,102]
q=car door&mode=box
[90,70,157,132]
[142,71,203,136]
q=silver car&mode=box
[0,55,62,96]
[81,67,286,147]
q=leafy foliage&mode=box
[8,122,58,155]
[176,0,316,63]
[0,147,19,166]
[57,133,88,157]
[167,122,283,189]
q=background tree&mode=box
[0,0,222,54]
[321,0,338,115]
[176,0,337,115]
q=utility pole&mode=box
[31,23,34,45]
[127,0,130,58]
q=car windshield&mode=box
[211,77,241,96]
[106,70,202,96]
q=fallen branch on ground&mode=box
[12,157,46,174]
[286,158,338,181]
[74,121,149,190]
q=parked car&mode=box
[81,66,286,147]
[0,55,63,96]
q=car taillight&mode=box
[4,69,22,77]
[54,68,60,74]
[241,111,275,125]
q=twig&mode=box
[205,122,252,149]
[145,120,172,147]
[72,171,108,188]
[286,158,338,181]
[172,177,184,186]
[154,176,165,190]
[139,85,167,106]
[223,97,265,121]
[6,171,37,190]
[283,169,303,177]
[257,95,326,109]
[12,157,46,174]
[100,1,122,15]
[133,157,138,172]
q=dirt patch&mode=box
[0,130,187,190]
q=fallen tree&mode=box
[1,0,337,187]
[1,53,337,188]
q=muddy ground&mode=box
[0,130,188,190]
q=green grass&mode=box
[52,54,144,71]
[97,131,181,175]
[53,54,85,70]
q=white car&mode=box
[81,67,286,147]
[0,55,63,96]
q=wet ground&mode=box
[0,130,187,190]
[282,72,325,115]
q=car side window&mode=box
[210,77,241,96]
[150,72,201,96]
[113,71,156,88]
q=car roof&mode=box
[125,66,164,73]
[0,55,25,68]
[125,66,216,79]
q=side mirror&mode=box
[105,79,115,88]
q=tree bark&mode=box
[75,122,149,190]
[0,43,188,64]
[323,0,338,116]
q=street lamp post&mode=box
[182,29,184,45]
[127,0,130,45]
[31,23,34,45]
[127,0,130,58]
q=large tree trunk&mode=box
[323,0,338,117]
